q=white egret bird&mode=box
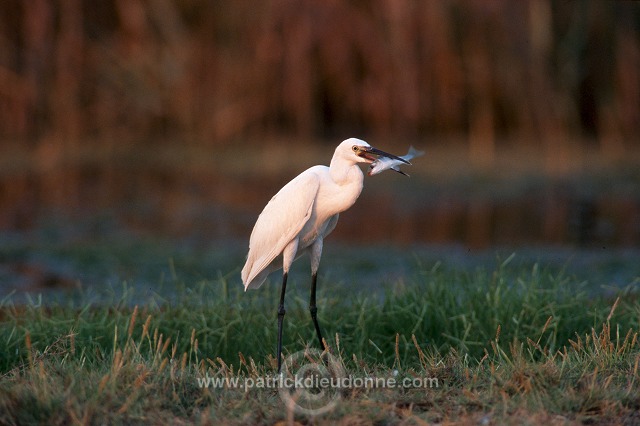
[241,138,409,372]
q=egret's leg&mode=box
[277,239,298,373]
[309,271,325,350]
[309,239,326,351]
[276,272,288,373]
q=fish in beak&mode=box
[368,145,424,177]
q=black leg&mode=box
[276,272,288,373]
[309,272,326,351]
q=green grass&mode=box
[1,256,639,424]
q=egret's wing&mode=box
[323,213,339,237]
[241,171,320,288]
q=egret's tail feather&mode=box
[242,268,266,290]
[241,259,278,290]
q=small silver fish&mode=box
[368,146,424,177]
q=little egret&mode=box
[241,138,409,372]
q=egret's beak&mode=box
[359,146,411,164]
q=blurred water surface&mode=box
[1,144,638,247]
[1,144,638,300]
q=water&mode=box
[2,163,638,246]
[1,158,639,299]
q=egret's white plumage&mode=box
[240,137,409,372]
[242,138,370,290]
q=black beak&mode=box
[365,147,411,164]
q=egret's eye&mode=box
[352,145,359,152]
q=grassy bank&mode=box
[1,256,639,424]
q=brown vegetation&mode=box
[0,1,638,151]
[0,1,639,244]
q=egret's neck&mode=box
[329,157,364,186]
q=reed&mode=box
[0,1,637,154]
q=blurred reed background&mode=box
[0,0,639,247]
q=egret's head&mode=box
[336,138,410,165]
